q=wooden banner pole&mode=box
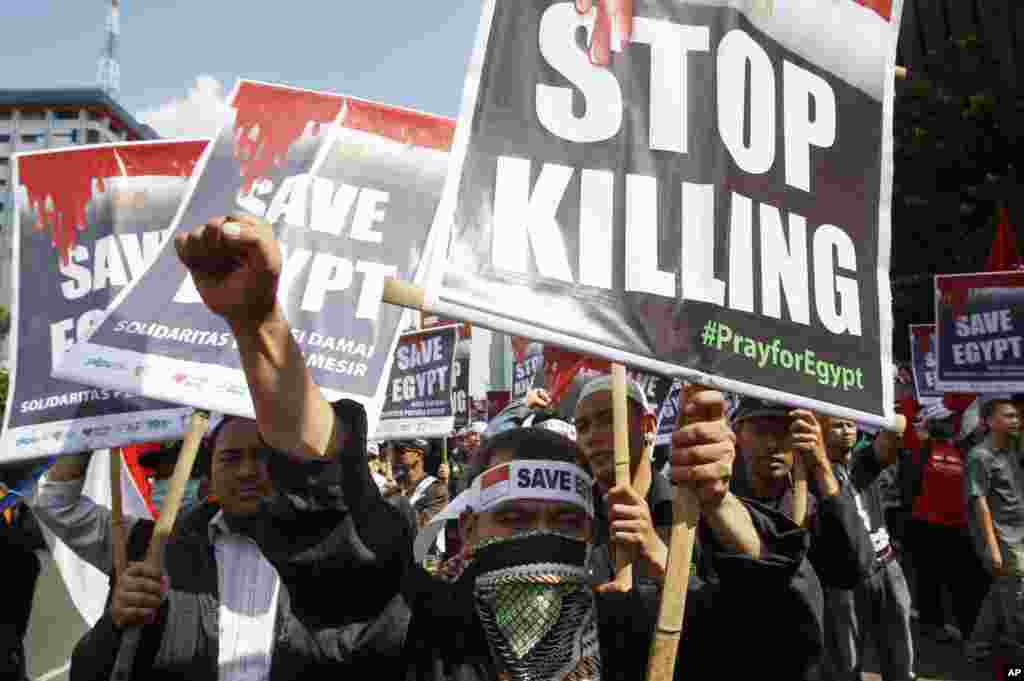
[109,409,210,681]
[646,384,706,681]
[791,451,809,528]
[610,363,635,591]
[110,447,127,580]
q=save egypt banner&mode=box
[376,324,458,439]
[908,324,941,404]
[1,141,206,461]
[422,0,902,426]
[55,81,454,435]
[935,271,1024,393]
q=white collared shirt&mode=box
[209,512,281,681]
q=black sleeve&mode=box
[261,399,415,624]
[851,445,886,491]
[807,492,874,589]
[698,498,824,679]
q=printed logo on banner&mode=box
[426,0,903,426]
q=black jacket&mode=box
[70,400,414,681]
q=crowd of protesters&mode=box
[4,215,1024,681]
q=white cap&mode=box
[577,375,651,414]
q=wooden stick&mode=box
[383,278,428,312]
[110,448,127,580]
[646,384,706,681]
[441,436,448,467]
[610,363,634,591]
[790,452,809,528]
[109,410,209,681]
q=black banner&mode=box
[428,0,902,426]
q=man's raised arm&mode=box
[174,215,339,459]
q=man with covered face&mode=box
[400,419,822,680]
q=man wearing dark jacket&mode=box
[1,485,46,681]
[729,398,874,589]
[727,398,874,680]
[70,214,416,681]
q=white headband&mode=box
[413,460,594,562]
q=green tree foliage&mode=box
[891,32,1022,359]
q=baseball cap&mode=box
[577,375,651,414]
[730,397,791,425]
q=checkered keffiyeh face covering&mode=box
[468,531,601,681]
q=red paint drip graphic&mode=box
[231,82,345,194]
[342,99,454,152]
[18,140,207,265]
[853,0,892,21]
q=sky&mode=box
[1,2,484,136]
[1,1,497,393]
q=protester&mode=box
[965,397,1024,665]
[820,411,913,681]
[0,478,46,681]
[727,399,874,680]
[903,404,988,645]
[729,398,873,586]
[139,441,201,516]
[67,214,417,680]
[386,438,449,530]
[399,422,823,680]
[572,375,674,589]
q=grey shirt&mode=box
[964,436,1024,546]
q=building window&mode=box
[0,111,11,121]
[0,135,9,143]
[0,157,9,166]
[0,179,7,187]
[86,130,101,144]
[19,110,45,121]
[21,134,42,144]
[55,110,79,120]
[89,111,106,122]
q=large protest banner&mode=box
[1,141,207,461]
[418,0,902,426]
[376,324,458,438]
[934,271,1024,393]
[908,324,941,403]
[55,81,454,434]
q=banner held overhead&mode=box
[418,0,903,427]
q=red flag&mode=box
[853,0,892,21]
[985,206,1022,272]
[120,443,159,517]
